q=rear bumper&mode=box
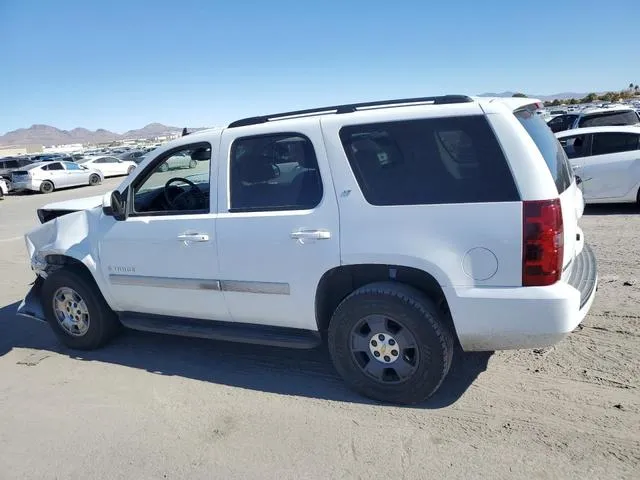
[448,244,598,351]
[17,276,46,323]
[11,179,40,191]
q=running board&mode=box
[118,313,322,349]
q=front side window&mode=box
[229,133,323,211]
[64,162,83,171]
[339,115,519,206]
[591,132,640,156]
[132,143,211,215]
[559,134,591,159]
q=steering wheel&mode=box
[163,177,206,210]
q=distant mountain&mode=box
[0,123,192,146]
[477,91,599,101]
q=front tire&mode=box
[41,268,120,350]
[328,282,454,405]
[39,180,54,194]
[89,174,101,186]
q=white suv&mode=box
[18,95,597,404]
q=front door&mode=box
[215,119,340,331]
[97,139,230,321]
[62,161,90,186]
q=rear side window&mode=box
[43,162,64,171]
[339,115,519,206]
[591,132,640,155]
[514,109,573,194]
[559,134,591,159]
[579,111,640,128]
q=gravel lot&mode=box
[0,179,638,479]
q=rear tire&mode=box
[39,180,54,194]
[328,281,454,405]
[41,268,120,350]
[89,174,101,186]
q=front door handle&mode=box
[290,229,331,240]
[177,232,210,243]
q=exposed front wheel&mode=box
[39,180,54,194]
[41,268,121,349]
[328,282,454,404]
[89,174,101,186]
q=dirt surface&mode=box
[0,181,638,479]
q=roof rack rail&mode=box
[227,94,473,128]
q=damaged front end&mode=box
[17,207,101,323]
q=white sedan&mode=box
[0,177,8,199]
[78,155,137,177]
[556,126,640,205]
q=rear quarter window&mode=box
[514,108,573,193]
[339,115,520,206]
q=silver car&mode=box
[10,160,104,194]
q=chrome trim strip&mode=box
[109,274,221,291]
[108,275,290,295]
[220,280,290,295]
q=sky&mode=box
[1,0,639,134]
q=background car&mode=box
[0,177,8,199]
[10,160,104,194]
[0,156,34,187]
[78,155,137,177]
[158,151,199,171]
[556,125,640,204]
[117,150,146,162]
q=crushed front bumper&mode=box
[16,276,46,322]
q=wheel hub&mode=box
[368,332,400,364]
[53,287,90,336]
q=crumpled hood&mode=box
[25,208,102,270]
[40,194,107,212]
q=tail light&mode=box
[522,199,563,286]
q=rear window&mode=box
[514,108,573,193]
[339,115,519,206]
[578,110,640,128]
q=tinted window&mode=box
[515,109,573,193]
[230,134,323,211]
[44,162,64,171]
[591,132,640,156]
[579,111,640,128]
[64,162,82,170]
[3,160,19,169]
[559,134,591,159]
[339,116,519,206]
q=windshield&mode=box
[514,107,574,194]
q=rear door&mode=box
[215,119,340,331]
[583,132,640,199]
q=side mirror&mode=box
[191,147,211,161]
[103,189,128,220]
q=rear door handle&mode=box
[177,232,210,243]
[290,229,331,240]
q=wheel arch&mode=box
[315,263,457,340]
[41,252,117,310]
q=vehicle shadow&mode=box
[0,301,491,409]
[583,203,639,216]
